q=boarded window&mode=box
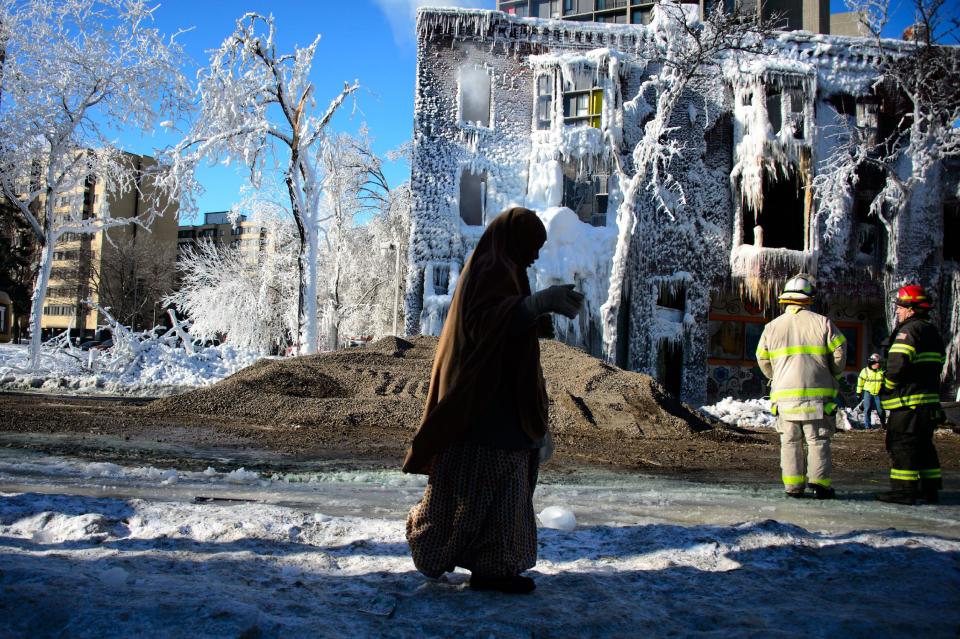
[459,169,487,226]
[459,66,491,128]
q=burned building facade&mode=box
[406,7,959,405]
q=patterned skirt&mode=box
[406,442,539,578]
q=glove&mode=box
[524,284,585,320]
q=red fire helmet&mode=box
[895,284,933,310]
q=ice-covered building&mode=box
[405,7,959,404]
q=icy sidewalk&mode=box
[1,452,959,638]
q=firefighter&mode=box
[757,274,847,499]
[856,353,886,429]
[876,284,946,505]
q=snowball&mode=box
[538,506,577,531]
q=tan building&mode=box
[176,211,269,263]
[41,153,179,339]
[497,0,861,35]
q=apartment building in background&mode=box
[41,153,179,339]
[496,0,864,36]
[176,211,269,262]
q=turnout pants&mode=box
[885,405,942,496]
[776,416,833,493]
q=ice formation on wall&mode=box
[408,7,959,402]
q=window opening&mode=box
[787,88,805,139]
[433,264,451,296]
[459,169,487,226]
[743,170,806,250]
[656,341,684,397]
[852,163,886,264]
[562,71,602,128]
[562,171,608,226]
[459,66,491,128]
[945,198,960,262]
[656,282,686,313]
[536,74,553,130]
[766,87,782,135]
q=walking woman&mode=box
[403,207,583,594]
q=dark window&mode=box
[852,163,886,264]
[433,264,450,296]
[459,169,487,226]
[743,170,806,250]
[562,173,608,226]
[945,199,960,262]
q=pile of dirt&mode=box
[148,336,745,445]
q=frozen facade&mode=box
[406,7,959,405]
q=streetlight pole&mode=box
[379,240,402,336]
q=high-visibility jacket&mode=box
[880,316,945,410]
[856,366,885,395]
[756,305,847,420]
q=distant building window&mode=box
[631,7,653,24]
[459,169,487,226]
[562,71,602,128]
[535,74,553,130]
[43,304,75,317]
[177,230,194,238]
[459,66,491,128]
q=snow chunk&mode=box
[538,505,577,531]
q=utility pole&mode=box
[379,240,401,336]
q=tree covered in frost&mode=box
[0,0,189,367]
[819,0,960,262]
[316,129,385,350]
[600,1,775,359]
[333,177,411,342]
[167,13,359,355]
[167,203,298,355]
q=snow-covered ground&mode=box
[700,397,882,432]
[0,342,260,396]
[1,448,958,638]
[700,396,778,429]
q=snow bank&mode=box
[0,341,260,396]
[700,396,777,429]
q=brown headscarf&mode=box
[401,207,549,474]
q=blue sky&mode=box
[119,0,921,223]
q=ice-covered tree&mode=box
[316,129,392,349]
[819,0,959,259]
[168,13,359,355]
[0,0,189,367]
[600,1,774,359]
[167,204,298,355]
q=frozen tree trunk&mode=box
[27,240,54,368]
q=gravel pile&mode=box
[149,336,735,443]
